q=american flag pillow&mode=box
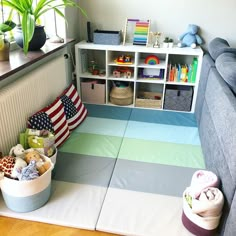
[60,84,87,131]
[28,98,70,147]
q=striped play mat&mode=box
[0,104,204,235]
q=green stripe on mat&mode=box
[59,132,122,158]
[118,138,205,169]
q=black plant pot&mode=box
[14,25,47,51]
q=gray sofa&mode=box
[195,37,236,236]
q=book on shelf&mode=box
[167,58,198,83]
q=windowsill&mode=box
[0,38,75,81]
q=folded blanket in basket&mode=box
[182,187,224,236]
[189,170,219,198]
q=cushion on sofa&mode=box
[216,52,236,94]
[208,37,236,61]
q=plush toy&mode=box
[11,157,27,179]
[178,24,203,49]
[24,150,51,175]
[9,144,25,157]
[17,160,39,181]
[0,156,15,178]
[0,155,27,179]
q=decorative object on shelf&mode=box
[2,0,87,54]
[168,38,174,48]
[178,24,203,49]
[144,55,160,65]
[113,67,133,78]
[151,31,162,48]
[140,68,164,79]
[114,54,133,64]
[123,18,150,46]
[110,81,133,106]
[94,30,121,45]
[0,0,16,61]
[163,37,170,48]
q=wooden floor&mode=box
[0,216,120,236]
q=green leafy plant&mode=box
[2,0,87,54]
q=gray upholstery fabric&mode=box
[208,37,230,60]
[198,68,236,235]
[195,54,215,125]
[216,52,236,94]
[223,191,236,236]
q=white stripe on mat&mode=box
[0,180,107,230]
[96,188,194,236]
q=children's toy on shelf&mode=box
[113,67,133,78]
[178,24,203,49]
[145,55,160,65]
[114,54,133,64]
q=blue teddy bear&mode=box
[178,24,203,49]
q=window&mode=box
[1,4,66,42]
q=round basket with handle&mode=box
[110,83,133,106]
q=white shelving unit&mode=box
[75,40,203,113]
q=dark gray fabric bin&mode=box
[164,85,193,111]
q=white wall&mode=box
[77,0,236,48]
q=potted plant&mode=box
[2,0,87,54]
[0,3,16,60]
[168,38,174,48]
[163,37,169,48]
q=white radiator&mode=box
[0,55,70,155]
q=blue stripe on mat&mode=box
[74,117,128,137]
[130,108,197,127]
[85,104,132,120]
[125,121,201,145]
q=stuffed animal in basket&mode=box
[178,24,203,49]
[0,155,27,179]
[17,160,39,181]
[9,144,25,157]
[24,150,51,175]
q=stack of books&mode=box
[167,58,198,83]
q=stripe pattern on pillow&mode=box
[28,98,70,147]
[60,84,87,131]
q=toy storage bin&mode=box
[164,85,193,111]
[110,84,133,106]
[135,91,162,108]
[81,79,106,104]
[93,30,121,45]
[0,157,54,213]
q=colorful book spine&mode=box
[190,58,198,83]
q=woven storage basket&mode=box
[0,155,54,213]
[110,86,133,106]
[135,91,162,108]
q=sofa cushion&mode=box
[208,37,236,61]
[216,52,236,94]
[195,53,215,125]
